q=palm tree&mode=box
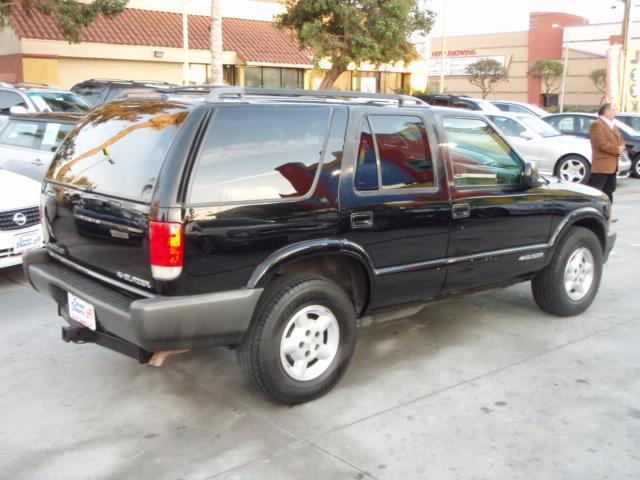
[210,0,224,84]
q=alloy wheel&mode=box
[559,159,587,183]
[280,305,340,381]
[563,247,595,301]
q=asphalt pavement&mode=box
[1,181,639,480]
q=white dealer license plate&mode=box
[13,230,42,255]
[68,293,96,330]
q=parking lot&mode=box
[0,181,638,480]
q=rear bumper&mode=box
[23,249,262,351]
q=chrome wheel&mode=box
[559,159,587,183]
[280,305,340,381]
[634,159,640,177]
[564,247,594,301]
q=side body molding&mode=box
[246,238,376,289]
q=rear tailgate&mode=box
[42,100,191,292]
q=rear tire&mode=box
[555,155,591,184]
[532,227,603,317]
[238,274,357,404]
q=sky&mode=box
[426,0,629,37]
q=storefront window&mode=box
[242,67,304,89]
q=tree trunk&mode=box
[210,0,223,85]
[318,64,347,90]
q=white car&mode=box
[0,170,43,268]
[486,112,629,184]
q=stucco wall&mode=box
[56,57,184,89]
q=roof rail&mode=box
[204,87,427,107]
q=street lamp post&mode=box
[439,0,447,94]
[553,23,569,113]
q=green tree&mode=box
[0,0,128,43]
[590,68,607,104]
[528,59,564,99]
[277,0,435,89]
[465,59,508,99]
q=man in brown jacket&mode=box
[588,102,625,203]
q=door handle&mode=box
[351,211,374,229]
[31,158,43,166]
[452,203,470,219]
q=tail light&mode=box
[149,221,184,281]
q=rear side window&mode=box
[0,120,42,149]
[72,85,104,106]
[355,115,435,191]
[189,106,331,204]
[47,100,189,202]
[0,91,26,112]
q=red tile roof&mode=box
[9,5,313,66]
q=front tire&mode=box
[632,155,640,178]
[555,155,591,184]
[238,274,357,404]
[532,227,603,316]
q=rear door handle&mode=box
[351,211,374,229]
[452,203,470,219]
[31,158,43,166]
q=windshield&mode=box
[27,92,91,113]
[614,119,640,138]
[517,115,560,137]
[473,99,502,113]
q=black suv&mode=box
[70,78,176,107]
[24,88,616,404]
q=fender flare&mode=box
[548,207,608,252]
[246,238,376,290]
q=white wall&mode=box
[127,0,284,20]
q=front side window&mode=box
[189,106,331,204]
[0,120,42,149]
[354,115,435,191]
[443,117,523,187]
[577,117,595,135]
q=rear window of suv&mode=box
[46,100,190,202]
[189,105,331,204]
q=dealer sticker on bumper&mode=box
[68,293,96,330]
[13,230,42,255]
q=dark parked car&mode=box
[413,93,501,112]
[24,88,616,404]
[544,112,640,178]
[616,113,640,133]
[71,79,176,107]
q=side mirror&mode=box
[520,131,534,140]
[9,105,28,115]
[523,160,540,188]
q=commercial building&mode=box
[429,12,640,109]
[0,0,428,93]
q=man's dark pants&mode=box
[589,173,617,203]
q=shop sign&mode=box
[427,55,507,77]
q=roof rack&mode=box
[204,87,427,107]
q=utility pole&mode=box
[559,30,569,112]
[182,0,190,85]
[210,0,224,85]
[439,0,447,93]
[620,0,632,111]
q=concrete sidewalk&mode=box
[1,182,639,480]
